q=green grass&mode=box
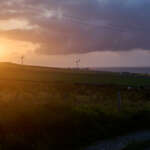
[0,62,149,86]
[123,141,150,150]
[0,63,148,149]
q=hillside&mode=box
[0,63,149,149]
[0,62,149,86]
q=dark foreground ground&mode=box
[123,141,150,150]
[0,63,149,150]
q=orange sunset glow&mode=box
[0,1,150,150]
[0,0,149,67]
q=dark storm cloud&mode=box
[1,0,150,54]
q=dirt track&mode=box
[86,130,150,150]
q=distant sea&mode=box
[93,67,150,74]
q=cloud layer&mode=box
[0,0,150,54]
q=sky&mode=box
[0,0,150,67]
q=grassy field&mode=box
[0,63,149,149]
[0,62,149,86]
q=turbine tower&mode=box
[21,55,25,65]
[75,58,80,69]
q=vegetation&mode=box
[0,62,149,86]
[0,63,149,149]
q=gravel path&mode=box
[86,130,150,150]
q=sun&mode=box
[0,38,9,54]
[0,45,6,57]
[0,37,38,63]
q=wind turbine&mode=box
[21,55,25,65]
[75,58,80,69]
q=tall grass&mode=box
[0,81,149,149]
